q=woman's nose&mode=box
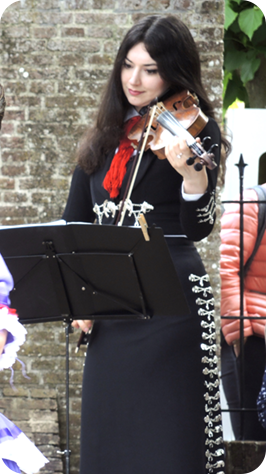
[129,68,141,85]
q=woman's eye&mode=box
[123,62,132,69]
[146,69,158,75]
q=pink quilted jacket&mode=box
[220,184,266,345]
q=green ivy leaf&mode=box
[223,79,240,110]
[238,7,264,40]
[240,53,261,84]
[225,0,238,30]
[258,0,266,12]
[223,72,249,110]
[224,49,247,71]
[223,70,232,100]
[255,45,266,54]
[252,21,266,46]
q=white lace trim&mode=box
[93,199,154,226]
[0,432,48,474]
[196,191,215,225]
[189,273,225,474]
[0,307,27,370]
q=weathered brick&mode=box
[0,136,25,148]
[62,27,85,37]
[29,81,56,94]
[172,0,194,10]
[65,0,94,9]
[2,109,25,121]
[0,204,38,217]
[3,81,27,95]
[2,386,29,397]
[0,123,15,134]
[89,53,115,65]
[74,12,128,25]
[33,12,73,26]
[3,192,28,203]
[146,0,171,10]
[33,27,57,38]
[0,7,20,24]
[4,26,30,38]
[58,53,85,66]
[1,150,36,162]
[0,178,15,189]
[1,164,27,176]
[94,0,118,8]
[116,0,144,11]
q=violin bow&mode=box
[116,100,158,227]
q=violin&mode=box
[128,90,218,171]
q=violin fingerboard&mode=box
[156,110,192,142]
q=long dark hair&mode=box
[78,15,228,174]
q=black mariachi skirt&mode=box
[79,239,224,474]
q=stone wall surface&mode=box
[0,1,225,473]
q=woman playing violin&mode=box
[63,15,228,474]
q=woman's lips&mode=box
[128,89,144,96]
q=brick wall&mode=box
[0,1,225,473]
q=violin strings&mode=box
[156,110,203,157]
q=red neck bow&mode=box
[103,115,142,199]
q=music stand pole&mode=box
[57,322,72,474]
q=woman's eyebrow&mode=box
[125,57,157,67]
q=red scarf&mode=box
[103,115,141,199]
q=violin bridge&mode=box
[138,213,150,241]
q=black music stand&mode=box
[0,222,189,474]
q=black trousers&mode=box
[221,334,266,440]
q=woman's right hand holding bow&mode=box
[72,319,94,333]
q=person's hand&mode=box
[165,136,208,195]
[71,319,93,333]
[0,329,8,356]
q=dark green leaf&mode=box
[223,72,249,111]
[224,49,246,71]
[240,55,261,83]
[255,45,266,53]
[252,21,266,46]
[223,79,240,110]
[229,18,242,34]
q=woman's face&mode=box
[121,42,168,112]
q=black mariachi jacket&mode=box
[63,118,221,242]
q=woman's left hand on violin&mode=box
[165,136,208,195]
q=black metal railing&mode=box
[221,153,266,440]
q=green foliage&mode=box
[223,0,266,112]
